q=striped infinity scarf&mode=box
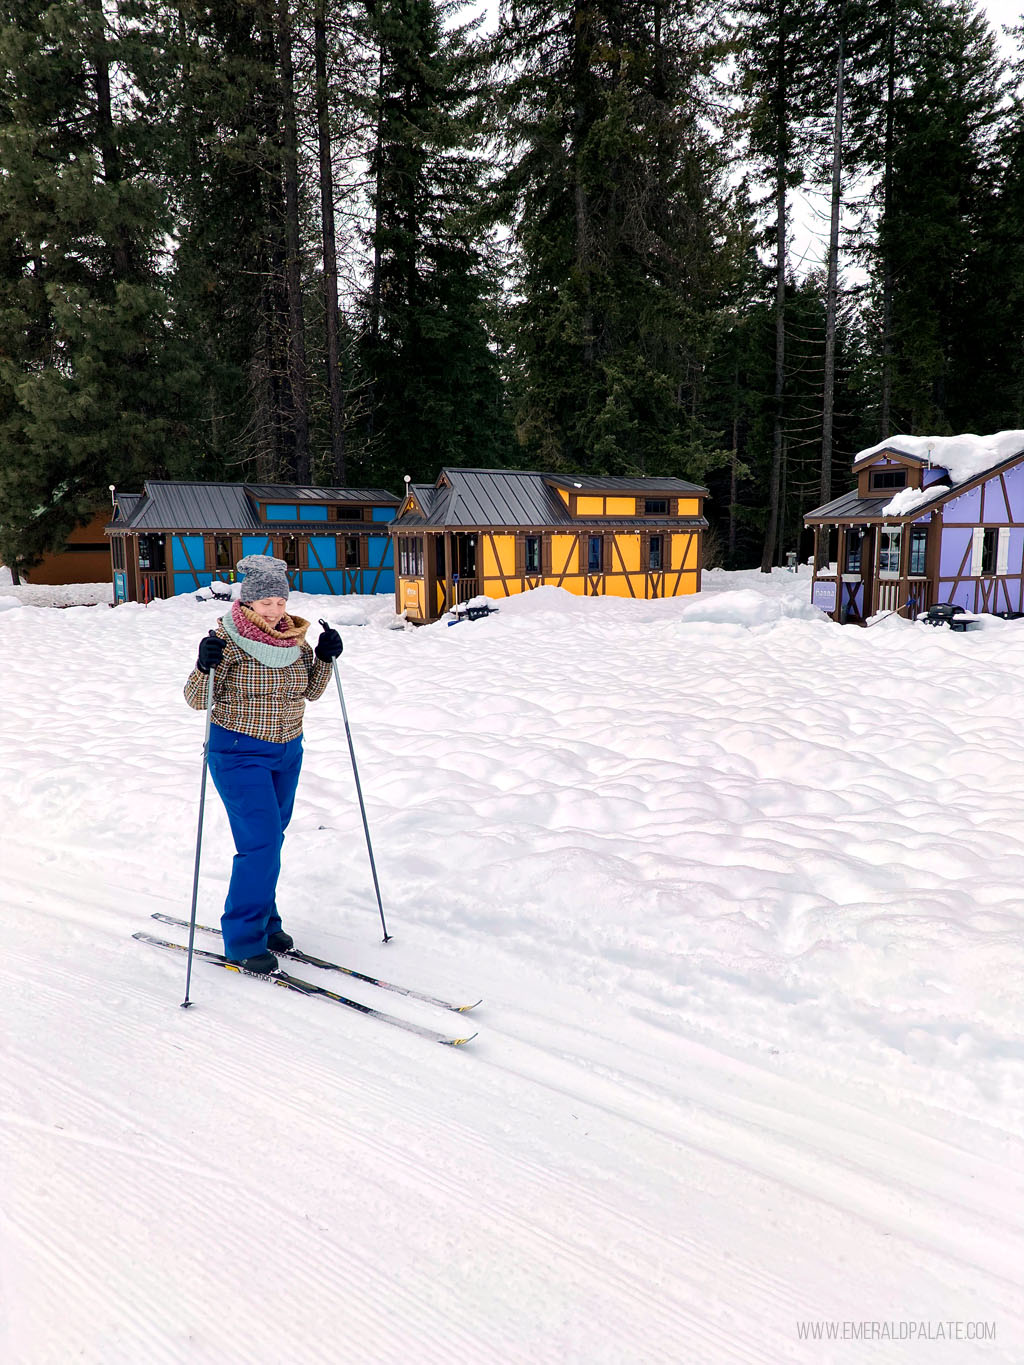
[231,600,310,647]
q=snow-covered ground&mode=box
[3,567,1023,1363]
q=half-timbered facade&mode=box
[106,480,399,604]
[391,467,708,623]
[805,433,1024,623]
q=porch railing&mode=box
[876,577,928,615]
[139,572,169,603]
[450,577,480,604]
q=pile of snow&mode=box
[855,429,1024,486]
[881,483,951,517]
[0,566,113,608]
[4,569,1024,1360]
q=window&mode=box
[845,531,863,573]
[344,536,360,569]
[587,536,602,573]
[908,527,928,576]
[869,468,907,491]
[281,538,299,568]
[648,535,663,571]
[878,526,902,577]
[138,535,165,571]
[214,536,232,569]
[981,528,998,575]
[399,536,423,576]
[524,536,541,573]
[644,498,669,516]
[335,505,363,521]
[111,538,125,571]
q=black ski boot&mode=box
[231,950,278,975]
[266,930,294,953]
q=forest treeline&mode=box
[1,0,1022,570]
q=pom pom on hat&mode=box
[236,554,291,603]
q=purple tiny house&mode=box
[805,432,1024,623]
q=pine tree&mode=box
[733,0,836,569]
[495,0,740,479]
[850,0,1006,434]
[359,0,508,487]
[0,0,185,568]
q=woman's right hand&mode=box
[196,633,226,674]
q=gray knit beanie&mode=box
[237,554,291,603]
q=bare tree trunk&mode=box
[278,0,310,483]
[85,0,131,279]
[821,7,845,511]
[572,0,595,377]
[729,389,739,563]
[366,25,384,441]
[761,159,786,574]
[761,18,787,574]
[880,2,895,437]
[315,0,346,483]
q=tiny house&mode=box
[107,480,399,604]
[390,467,708,623]
[805,432,1024,622]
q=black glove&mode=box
[315,625,343,662]
[196,633,226,674]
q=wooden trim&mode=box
[177,535,203,586]
[485,531,512,597]
[555,533,579,586]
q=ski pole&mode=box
[319,618,391,943]
[182,631,219,1007]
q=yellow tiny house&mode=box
[391,468,708,623]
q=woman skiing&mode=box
[184,554,343,973]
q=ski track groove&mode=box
[11,929,1007,1353]
[8,859,1024,1357]
[6,950,787,1362]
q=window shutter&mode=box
[541,535,552,576]
[515,534,525,577]
[603,534,614,573]
[971,527,984,576]
[997,528,1010,575]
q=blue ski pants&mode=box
[208,724,303,960]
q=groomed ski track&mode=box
[4,857,1023,1364]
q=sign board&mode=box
[812,580,837,613]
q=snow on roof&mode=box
[854,430,1024,486]
[880,484,950,517]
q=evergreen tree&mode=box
[495,0,740,479]
[359,0,508,487]
[0,0,186,568]
[733,0,836,568]
[850,0,1006,434]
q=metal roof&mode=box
[109,493,141,525]
[397,469,568,528]
[245,483,398,504]
[119,482,262,531]
[804,490,895,522]
[110,480,398,532]
[546,474,707,495]
[395,468,707,530]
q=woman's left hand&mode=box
[315,626,343,661]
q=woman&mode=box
[184,554,343,974]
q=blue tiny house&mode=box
[106,481,399,603]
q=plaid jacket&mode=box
[184,622,333,743]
